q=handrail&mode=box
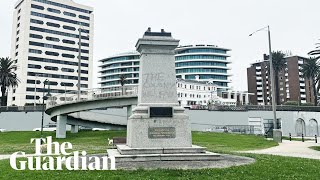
[46,86,138,109]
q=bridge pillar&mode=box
[71,125,79,133]
[56,115,67,139]
[127,105,133,120]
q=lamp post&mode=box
[250,26,280,141]
[34,74,41,106]
[77,27,82,102]
[41,79,49,139]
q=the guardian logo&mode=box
[10,136,116,170]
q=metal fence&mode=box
[46,86,138,108]
[209,105,320,112]
[0,105,43,113]
[192,123,255,134]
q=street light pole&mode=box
[267,26,278,130]
[41,79,49,139]
[249,25,280,141]
[77,27,82,102]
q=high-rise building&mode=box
[247,55,315,105]
[175,45,231,90]
[99,44,232,93]
[8,0,94,106]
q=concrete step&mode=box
[107,149,221,162]
[117,145,207,155]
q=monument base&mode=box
[127,106,192,148]
[107,145,221,162]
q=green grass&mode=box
[192,131,277,153]
[0,131,126,154]
[1,131,319,179]
[1,154,319,179]
[310,146,320,151]
[0,131,276,154]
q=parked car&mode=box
[0,128,6,132]
[33,124,57,132]
[79,126,92,131]
[92,128,109,131]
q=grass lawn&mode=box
[1,131,319,179]
[310,146,320,151]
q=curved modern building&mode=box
[99,44,231,92]
[99,51,140,90]
[175,45,231,89]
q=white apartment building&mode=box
[177,79,250,108]
[8,0,94,106]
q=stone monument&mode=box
[108,28,220,162]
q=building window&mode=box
[29,49,42,54]
[47,8,61,14]
[31,11,89,27]
[63,25,76,31]
[44,66,59,71]
[33,0,91,14]
[28,64,41,69]
[31,4,44,10]
[79,15,90,20]
[45,51,59,56]
[30,34,43,39]
[62,39,75,45]
[46,36,60,42]
[62,54,75,59]
[28,56,88,67]
[46,22,60,28]
[61,68,74,73]
[30,19,44,25]
[63,11,76,17]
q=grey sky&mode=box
[1,0,319,90]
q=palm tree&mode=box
[270,51,286,105]
[119,75,126,95]
[0,57,19,106]
[309,44,320,58]
[301,57,320,106]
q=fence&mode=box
[46,86,138,108]
[209,105,320,112]
[0,105,43,113]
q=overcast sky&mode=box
[1,0,319,90]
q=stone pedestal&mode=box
[108,28,221,163]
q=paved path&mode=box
[0,154,34,160]
[241,140,320,160]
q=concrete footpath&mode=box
[241,140,320,160]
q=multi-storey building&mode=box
[175,45,231,91]
[99,46,251,107]
[247,55,315,105]
[99,44,232,93]
[8,0,94,106]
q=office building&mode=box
[8,0,94,106]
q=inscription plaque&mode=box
[150,107,173,117]
[148,127,176,139]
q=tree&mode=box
[270,51,286,105]
[0,57,19,106]
[301,57,320,106]
[119,75,126,95]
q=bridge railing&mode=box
[46,86,138,108]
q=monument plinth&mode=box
[127,28,192,148]
[108,28,221,162]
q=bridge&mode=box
[45,86,138,138]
